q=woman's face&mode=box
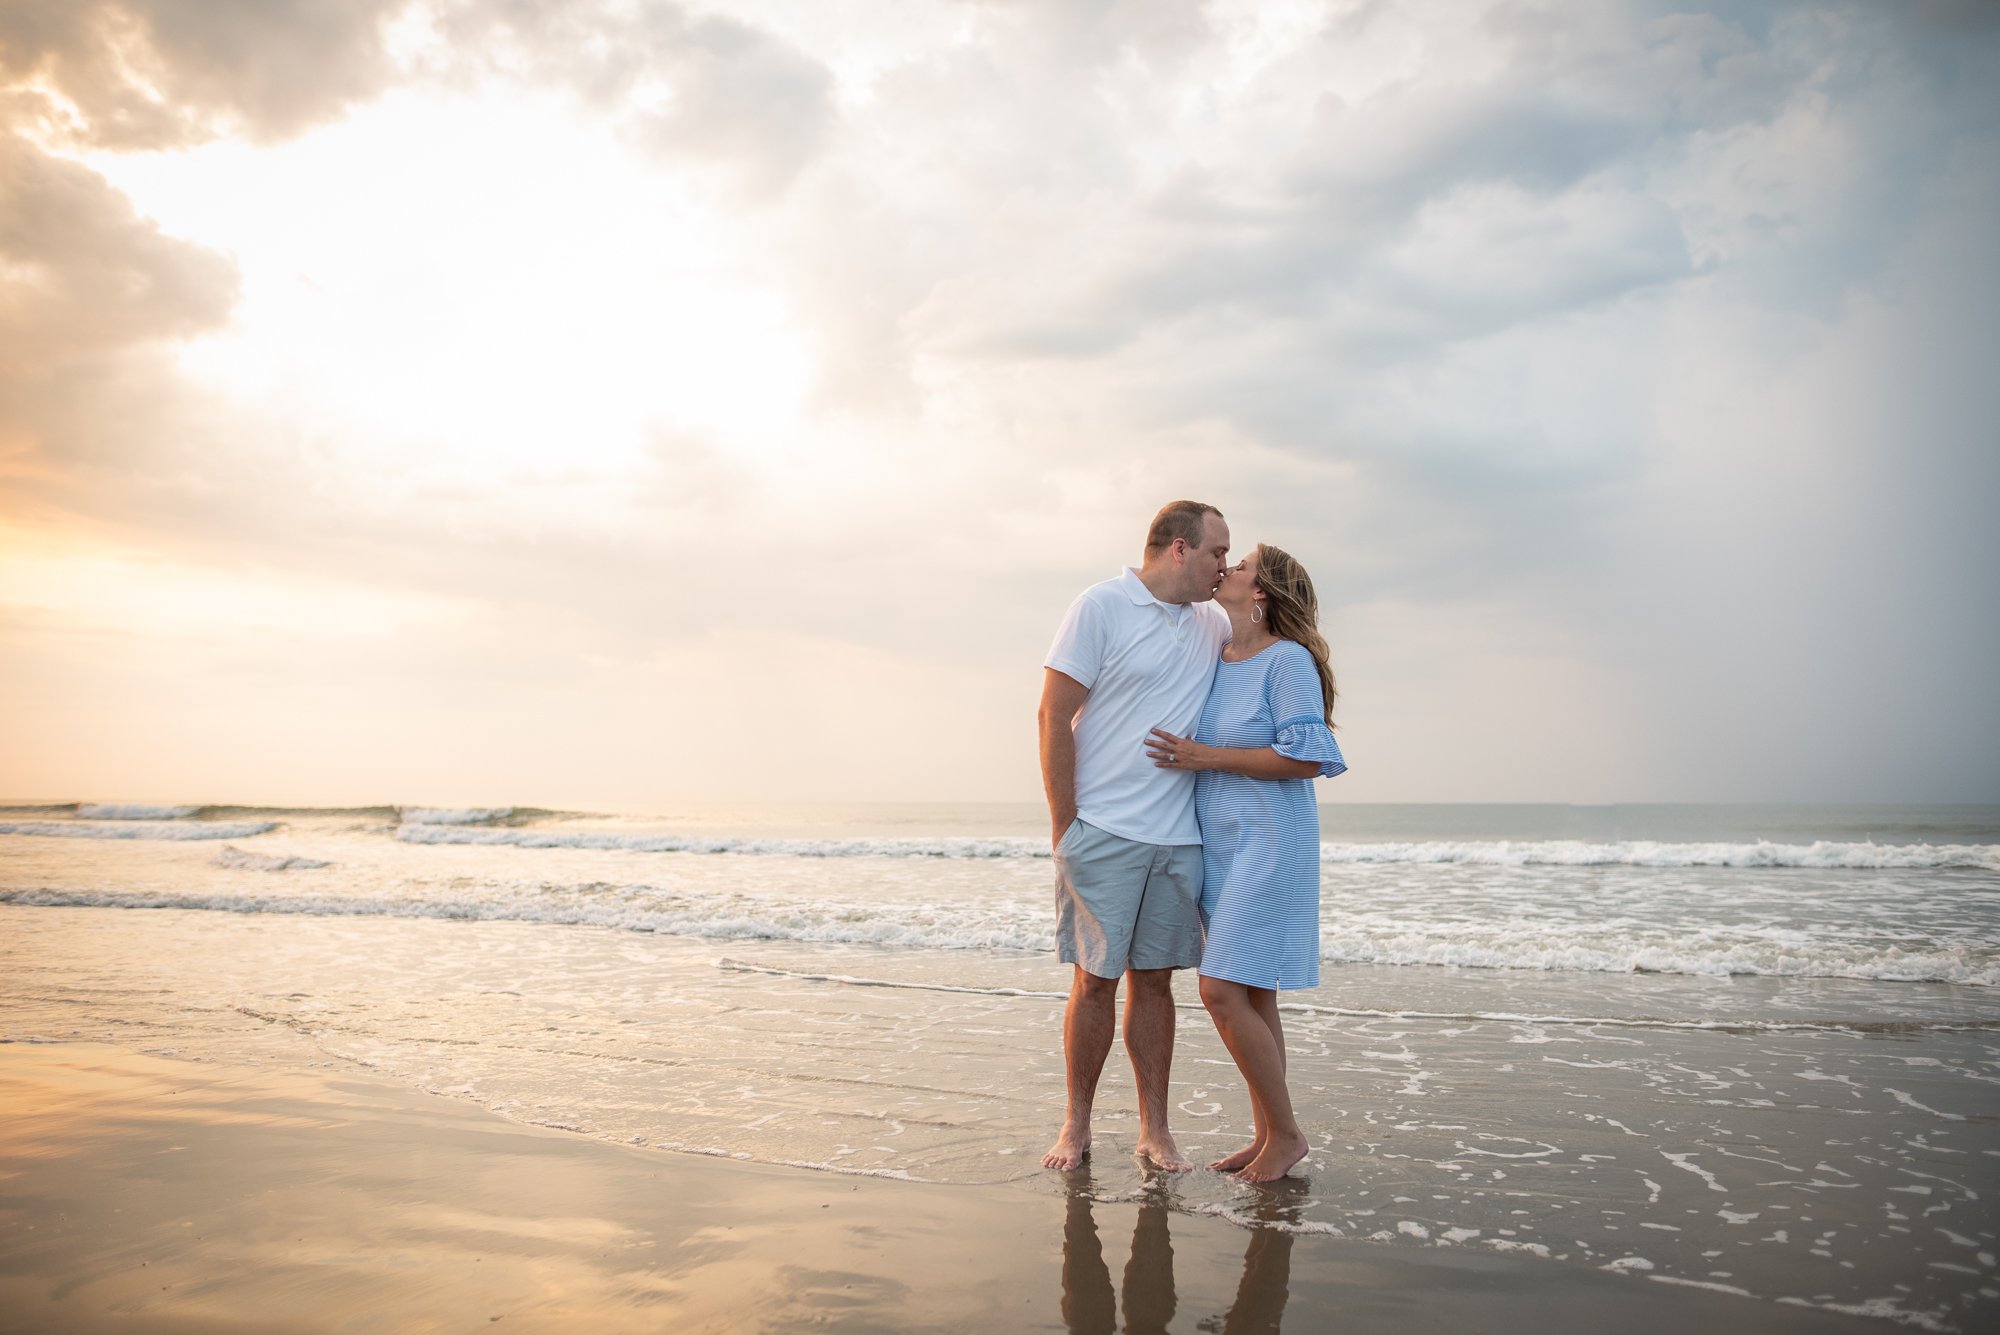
[1216,549,1263,615]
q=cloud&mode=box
[0,0,387,533]
[628,11,834,191]
[2,1,1996,802]
[0,134,237,375]
[0,132,238,509]
[0,0,405,147]
[434,0,836,196]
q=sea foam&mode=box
[1316,839,2000,871]
[390,824,2000,871]
[396,807,513,825]
[75,803,202,820]
[0,820,278,841]
[213,846,331,871]
[393,825,1037,858]
[0,884,1052,953]
[3,883,1991,986]
[1317,927,2000,986]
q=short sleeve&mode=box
[1044,594,1107,689]
[1267,644,1347,778]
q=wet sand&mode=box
[5,904,1999,1330]
[0,1043,1907,1334]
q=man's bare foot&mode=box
[1043,1122,1091,1171]
[1135,1130,1194,1173]
[1233,1131,1309,1183]
[1208,1140,1262,1173]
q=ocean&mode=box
[3,800,1996,1330]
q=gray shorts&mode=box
[1053,819,1205,978]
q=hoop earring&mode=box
[1252,605,1264,624]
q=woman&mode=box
[1146,543,1345,1182]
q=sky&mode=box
[1,0,1996,809]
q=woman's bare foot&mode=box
[1135,1130,1194,1172]
[1208,1140,1262,1173]
[1233,1131,1309,1183]
[1042,1120,1091,1171]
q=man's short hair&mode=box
[1145,500,1223,553]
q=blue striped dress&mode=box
[1193,639,1348,990]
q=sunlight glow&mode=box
[0,525,460,639]
[77,86,814,486]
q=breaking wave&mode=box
[2,883,1991,986]
[396,807,514,825]
[1316,839,2000,871]
[0,820,278,841]
[391,824,2000,871]
[75,803,202,820]
[394,825,1037,858]
[0,883,1049,953]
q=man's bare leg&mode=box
[1199,976,1308,1182]
[1124,967,1193,1171]
[1044,967,1119,1170]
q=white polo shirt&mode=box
[1045,568,1231,845]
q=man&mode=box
[1040,500,1232,1172]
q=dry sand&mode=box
[0,1042,1898,1334]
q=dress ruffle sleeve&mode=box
[1273,719,1347,778]
[1266,642,1348,778]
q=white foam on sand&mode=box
[213,846,331,872]
[1316,926,2000,987]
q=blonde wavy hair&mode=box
[1253,543,1338,727]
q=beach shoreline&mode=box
[4,800,1995,1330]
[2,898,1996,1331]
[0,1040,1915,1334]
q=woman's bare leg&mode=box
[1209,1090,1266,1173]
[1199,975,1308,1182]
[1210,986,1289,1170]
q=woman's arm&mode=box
[1145,728,1321,780]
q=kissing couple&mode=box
[1039,500,1345,1182]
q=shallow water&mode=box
[3,801,1997,1330]
[3,801,1995,984]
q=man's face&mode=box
[1180,514,1231,602]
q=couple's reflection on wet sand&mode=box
[1060,1171,1300,1334]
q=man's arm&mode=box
[1039,668,1091,849]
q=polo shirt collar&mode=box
[1120,567,1192,618]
